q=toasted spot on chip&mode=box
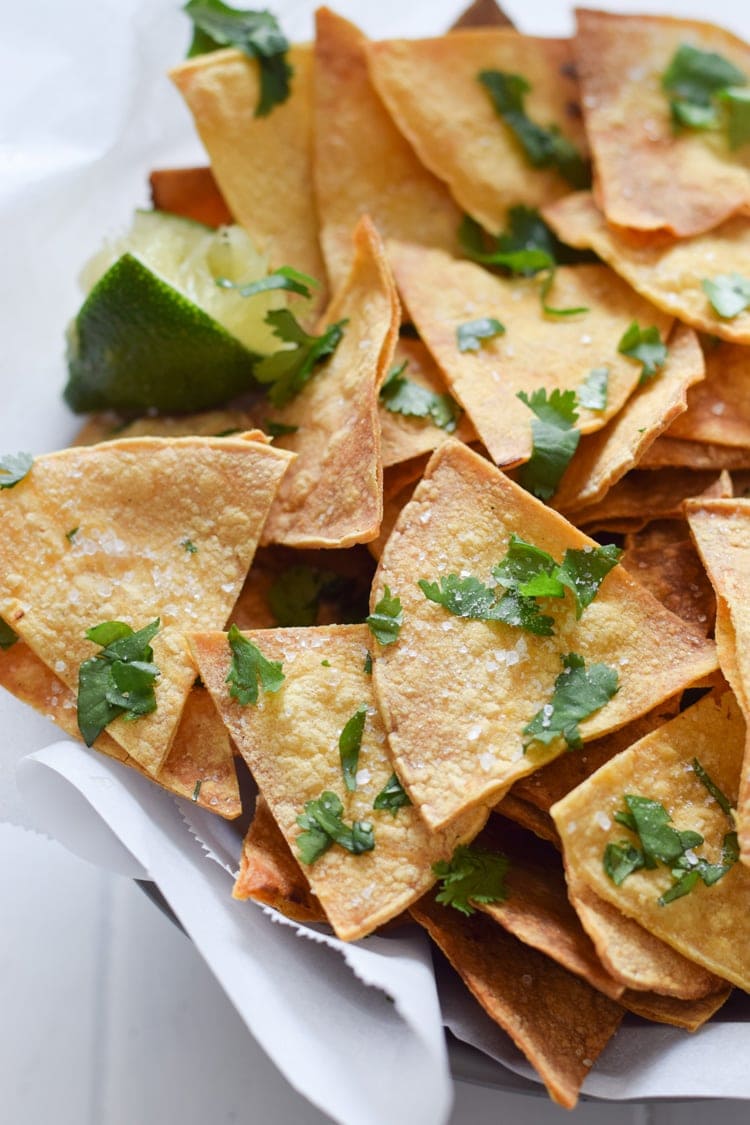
[0,435,291,775]
[372,439,717,829]
[191,624,486,942]
[552,690,750,991]
[149,166,233,228]
[313,9,461,293]
[261,217,399,548]
[410,893,623,1109]
[388,242,672,467]
[575,10,750,236]
[575,468,733,533]
[367,31,587,233]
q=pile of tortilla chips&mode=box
[6,0,750,1109]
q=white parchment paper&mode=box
[4,0,750,1117]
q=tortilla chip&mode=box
[622,985,731,1032]
[567,875,724,1000]
[261,217,399,548]
[313,9,461,293]
[490,794,560,848]
[372,439,717,829]
[639,437,750,471]
[553,326,704,513]
[170,46,327,321]
[574,10,750,236]
[575,468,733,532]
[73,410,261,447]
[233,795,327,923]
[0,435,291,775]
[380,337,477,469]
[624,520,691,553]
[544,191,750,345]
[366,31,587,234]
[620,539,716,636]
[552,689,750,991]
[410,893,623,1109]
[668,341,750,446]
[0,639,240,817]
[388,243,673,467]
[190,624,486,941]
[450,0,514,30]
[149,166,233,228]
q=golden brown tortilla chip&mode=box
[553,325,704,513]
[552,689,750,991]
[0,435,291,775]
[544,192,750,345]
[367,31,587,234]
[410,893,623,1109]
[388,242,673,467]
[191,624,486,942]
[367,455,430,562]
[149,166,233,228]
[73,411,261,447]
[372,439,717,829]
[0,639,240,817]
[233,795,327,923]
[490,794,560,848]
[313,9,461,292]
[624,520,691,552]
[574,10,750,236]
[668,341,750,446]
[450,0,514,30]
[574,468,733,532]
[639,437,750,471]
[170,46,327,321]
[620,538,716,636]
[621,985,731,1032]
[261,217,399,548]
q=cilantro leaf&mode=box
[183,0,292,116]
[181,538,198,554]
[621,795,702,867]
[226,623,285,705]
[66,527,79,543]
[658,869,702,905]
[265,420,299,437]
[491,535,562,598]
[662,44,745,110]
[363,651,373,675]
[339,703,367,793]
[577,366,609,411]
[296,791,375,864]
[517,387,580,500]
[432,845,510,916]
[456,317,505,353]
[77,619,161,747]
[478,70,590,188]
[556,544,621,618]
[523,652,619,750]
[718,86,750,149]
[267,565,342,627]
[0,617,18,650]
[254,310,346,407]
[380,361,462,433]
[618,322,668,384]
[418,573,555,636]
[216,265,317,299]
[458,209,556,275]
[0,452,33,490]
[191,779,202,802]
[366,586,403,646]
[373,772,412,814]
[702,273,750,319]
[692,757,734,818]
[603,841,645,886]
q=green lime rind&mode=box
[64,253,261,414]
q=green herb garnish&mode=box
[192,779,202,802]
[577,366,609,411]
[216,265,317,299]
[373,772,411,814]
[0,618,18,650]
[617,322,668,384]
[77,619,161,747]
[456,317,505,353]
[380,361,462,432]
[255,310,346,407]
[0,452,33,490]
[66,527,79,543]
[339,703,368,793]
[517,387,580,500]
[366,586,403,645]
[702,273,750,319]
[493,536,621,619]
[692,757,734,817]
[418,572,555,636]
[433,845,510,916]
[226,623,284,705]
[181,538,198,554]
[603,841,645,886]
[363,652,373,675]
[296,791,375,864]
[662,44,748,146]
[523,652,619,750]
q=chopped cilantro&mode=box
[66,526,79,543]
[523,653,619,750]
[226,623,284,705]
[339,703,367,793]
[265,420,299,437]
[0,618,18,650]
[366,586,403,646]
[254,310,346,407]
[719,86,750,149]
[618,796,703,868]
[456,317,505,353]
[478,70,590,188]
[183,0,292,117]
[419,572,554,636]
[662,44,747,145]
[216,265,317,299]
[577,367,609,412]
[363,652,373,675]
[268,565,341,627]
[321,659,330,667]
[77,619,161,747]
[556,544,621,619]
[180,538,198,554]
[380,361,462,432]
[617,322,668,384]
[603,841,645,886]
[432,845,510,916]
[517,387,580,500]
[373,773,411,814]
[296,791,375,864]
[0,452,33,490]
[692,757,734,818]
[191,779,202,802]
[702,273,750,319]
[493,536,620,618]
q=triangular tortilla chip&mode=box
[73,412,261,446]
[410,893,623,1109]
[0,435,291,775]
[190,624,486,941]
[669,341,750,446]
[388,242,673,467]
[149,165,233,227]
[380,337,477,469]
[621,985,731,1032]
[367,31,587,233]
[621,538,716,635]
[640,437,750,471]
[544,192,750,345]
[313,9,461,292]
[234,795,327,923]
[450,0,514,31]
[260,217,399,547]
[574,10,750,236]
[574,468,732,532]
[553,325,704,513]
[0,639,240,817]
[551,690,750,991]
[372,439,717,829]
[170,46,327,322]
